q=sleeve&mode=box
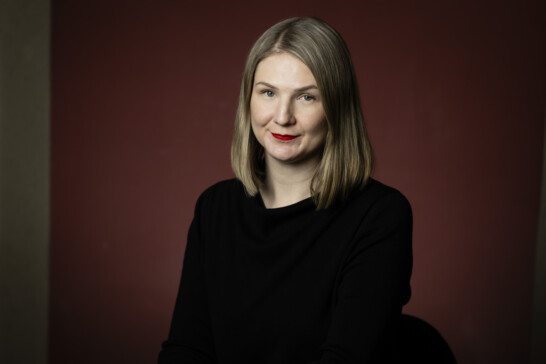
[310,190,413,364]
[158,196,217,364]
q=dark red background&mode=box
[50,1,545,363]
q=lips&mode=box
[272,133,297,141]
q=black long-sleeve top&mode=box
[159,178,413,364]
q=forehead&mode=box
[254,53,317,86]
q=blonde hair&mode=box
[231,17,373,209]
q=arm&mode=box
[158,197,216,364]
[311,190,413,363]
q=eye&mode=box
[262,90,274,97]
[301,95,315,102]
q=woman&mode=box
[159,17,412,363]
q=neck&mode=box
[259,155,320,209]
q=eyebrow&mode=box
[254,81,319,92]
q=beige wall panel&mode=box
[0,0,50,363]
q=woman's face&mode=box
[250,53,327,168]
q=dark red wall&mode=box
[50,1,545,363]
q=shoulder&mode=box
[200,178,244,197]
[194,178,247,212]
[360,179,412,212]
[347,179,413,231]
[348,179,411,210]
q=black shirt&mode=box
[159,178,412,364]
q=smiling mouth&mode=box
[272,133,297,141]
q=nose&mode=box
[274,99,296,126]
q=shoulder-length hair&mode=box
[231,17,373,209]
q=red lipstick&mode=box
[272,133,297,141]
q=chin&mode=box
[265,146,298,160]
[270,154,298,163]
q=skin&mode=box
[250,52,328,208]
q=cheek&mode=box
[249,104,262,141]
[250,98,274,125]
[311,118,328,147]
[250,116,261,137]
[316,123,328,146]
[309,112,328,136]
[320,119,328,135]
[249,100,261,126]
